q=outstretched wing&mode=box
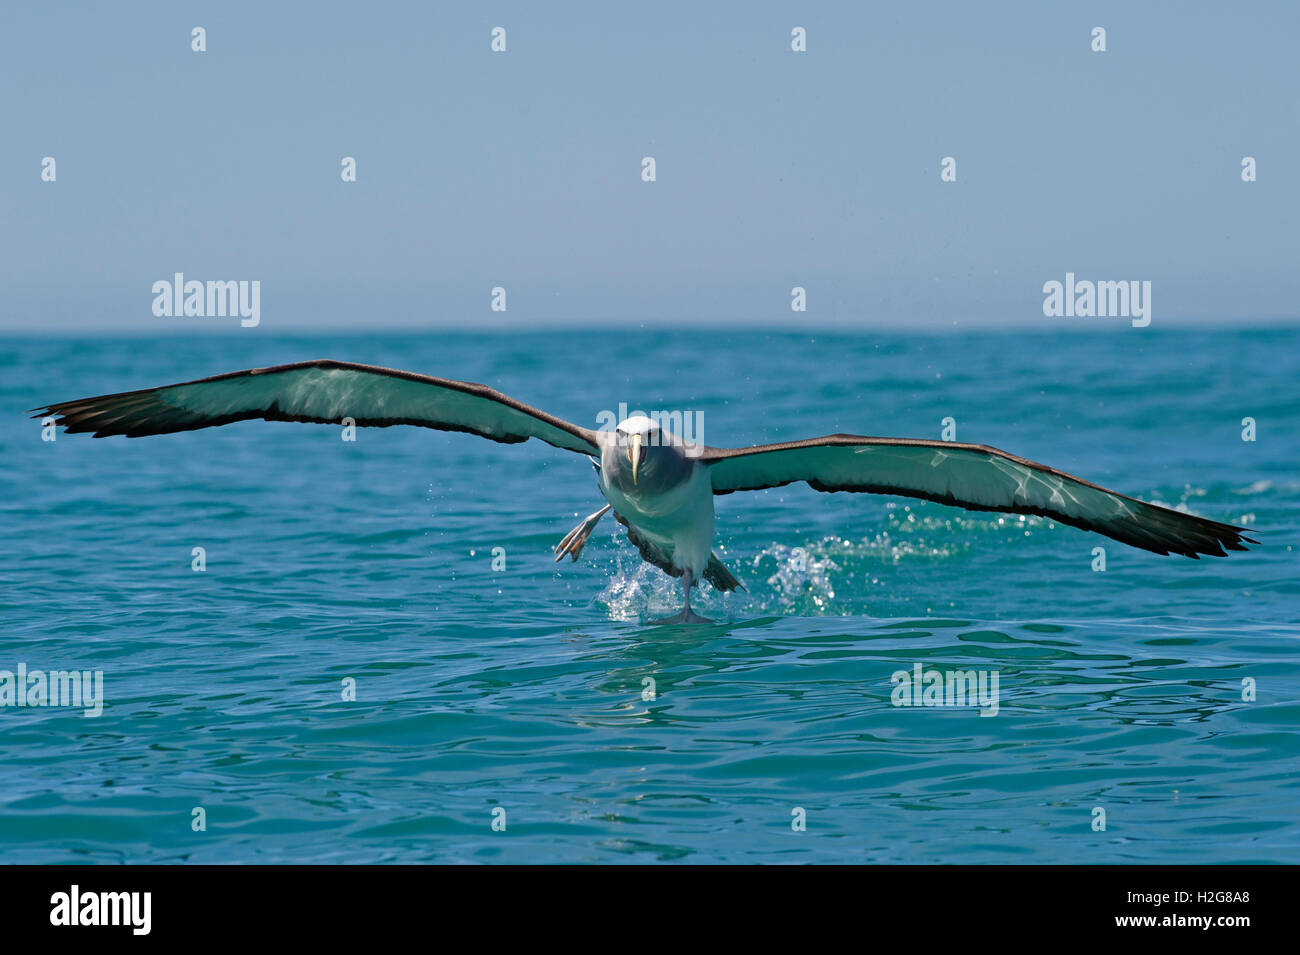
[702,435,1255,558]
[32,359,600,455]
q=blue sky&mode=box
[2,1,1297,332]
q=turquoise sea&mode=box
[2,326,1297,863]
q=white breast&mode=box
[601,460,716,576]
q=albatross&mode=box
[33,360,1255,624]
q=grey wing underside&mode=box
[702,435,1256,559]
[611,512,745,593]
[31,359,599,455]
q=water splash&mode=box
[593,531,725,621]
[750,541,840,613]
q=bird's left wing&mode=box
[32,359,600,455]
[702,434,1255,558]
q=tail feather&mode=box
[704,553,746,593]
[613,512,745,593]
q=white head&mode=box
[615,415,658,484]
[616,414,657,437]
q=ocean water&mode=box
[2,326,1297,864]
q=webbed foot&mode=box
[554,505,612,562]
[648,609,715,626]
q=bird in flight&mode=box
[33,360,1255,624]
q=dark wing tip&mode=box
[1144,508,1258,560]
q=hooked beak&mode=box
[629,432,643,485]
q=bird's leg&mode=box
[553,504,612,562]
[681,570,715,624]
[650,569,715,626]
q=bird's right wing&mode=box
[32,359,600,455]
[702,434,1255,558]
